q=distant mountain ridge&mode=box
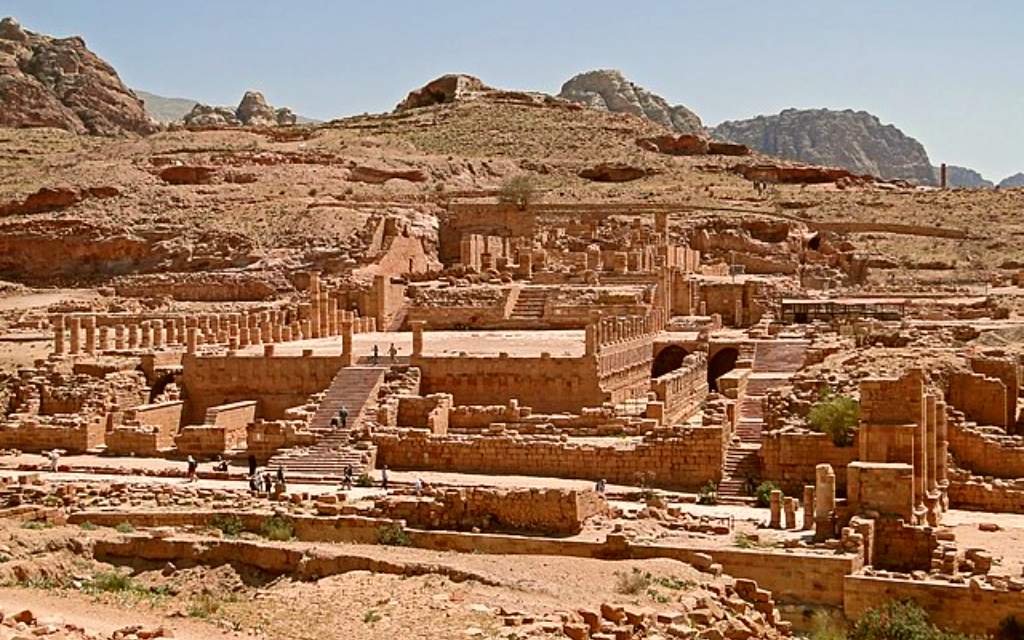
[999,173,1024,189]
[711,108,937,185]
[138,89,320,125]
[936,164,994,189]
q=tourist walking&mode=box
[343,464,354,490]
[388,343,398,363]
[186,455,198,482]
[381,465,389,491]
[372,344,379,364]
[48,449,60,473]
[338,405,349,428]
[248,454,257,477]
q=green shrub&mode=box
[260,516,294,541]
[377,524,410,547]
[697,480,718,505]
[114,522,135,534]
[79,521,98,531]
[210,514,245,538]
[87,571,136,593]
[363,609,382,624]
[849,601,970,640]
[21,521,51,530]
[808,390,860,447]
[810,609,848,640]
[355,474,374,488]
[497,174,539,210]
[754,481,780,508]
[188,593,221,619]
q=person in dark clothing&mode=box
[372,344,380,365]
[186,455,198,482]
[262,472,273,494]
[248,454,257,477]
[338,405,349,429]
[276,466,285,484]
[343,464,354,490]
[248,473,258,494]
[381,465,389,491]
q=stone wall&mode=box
[378,488,608,536]
[396,393,452,434]
[181,353,347,422]
[246,420,316,463]
[947,473,1024,514]
[651,353,708,424]
[844,574,1024,636]
[175,400,255,456]
[415,354,606,413]
[376,427,726,490]
[970,357,1019,430]
[847,462,914,521]
[759,431,859,494]
[870,519,938,572]
[946,418,1024,478]
[127,400,182,444]
[0,417,105,453]
[948,371,1008,428]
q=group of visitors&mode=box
[246,454,286,495]
[370,343,399,365]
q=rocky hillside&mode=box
[0,17,157,135]
[558,69,702,134]
[936,164,993,188]
[999,173,1024,189]
[183,91,296,127]
[712,108,936,185]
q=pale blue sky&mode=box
[5,1,1022,180]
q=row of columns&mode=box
[585,309,666,355]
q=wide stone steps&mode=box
[268,366,385,479]
[509,288,547,319]
[719,443,762,498]
[752,340,809,373]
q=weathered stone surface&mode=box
[395,74,491,111]
[559,69,703,134]
[182,90,296,127]
[0,17,158,135]
[578,162,653,182]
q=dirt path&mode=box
[0,587,246,639]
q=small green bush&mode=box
[355,474,374,488]
[260,516,294,541]
[87,571,136,594]
[848,601,970,640]
[21,521,51,530]
[363,609,382,624]
[79,521,98,531]
[497,174,539,210]
[188,593,221,619]
[697,480,718,505]
[114,522,135,534]
[377,524,410,547]
[808,390,860,447]
[754,481,780,508]
[210,514,245,538]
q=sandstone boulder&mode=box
[348,165,428,184]
[182,90,296,127]
[395,74,490,111]
[578,162,652,182]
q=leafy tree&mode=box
[808,389,860,447]
[498,174,539,210]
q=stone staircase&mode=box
[509,288,547,319]
[268,366,386,480]
[718,339,809,498]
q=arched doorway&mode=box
[707,347,739,392]
[652,345,689,378]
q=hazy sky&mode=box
[6,0,1022,180]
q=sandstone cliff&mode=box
[0,17,158,135]
[183,90,296,127]
[998,173,1024,189]
[712,108,936,185]
[558,69,702,134]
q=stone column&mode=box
[128,323,139,349]
[802,485,815,530]
[784,497,797,530]
[140,321,152,349]
[186,326,197,355]
[98,326,110,352]
[52,315,66,355]
[81,316,96,355]
[328,297,339,336]
[152,320,163,348]
[165,319,177,345]
[814,464,836,542]
[925,394,938,495]
[769,490,782,529]
[239,327,250,348]
[411,321,425,357]
[114,325,126,350]
[68,316,81,354]
[341,319,354,365]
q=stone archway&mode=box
[707,347,739,392]
[652,345,689,378]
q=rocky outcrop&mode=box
[0,17,158,135]
[395,74,491,111]
[712,108,936,185]
[578,162,653,182]
[0,185,119,217]
[998,173,1024,189]
[347,165,427,184]
[935,165,993,188]
[734,163,872,186]
[558,70,702,134]
[638,134,751,157]
[182,91,296,127]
